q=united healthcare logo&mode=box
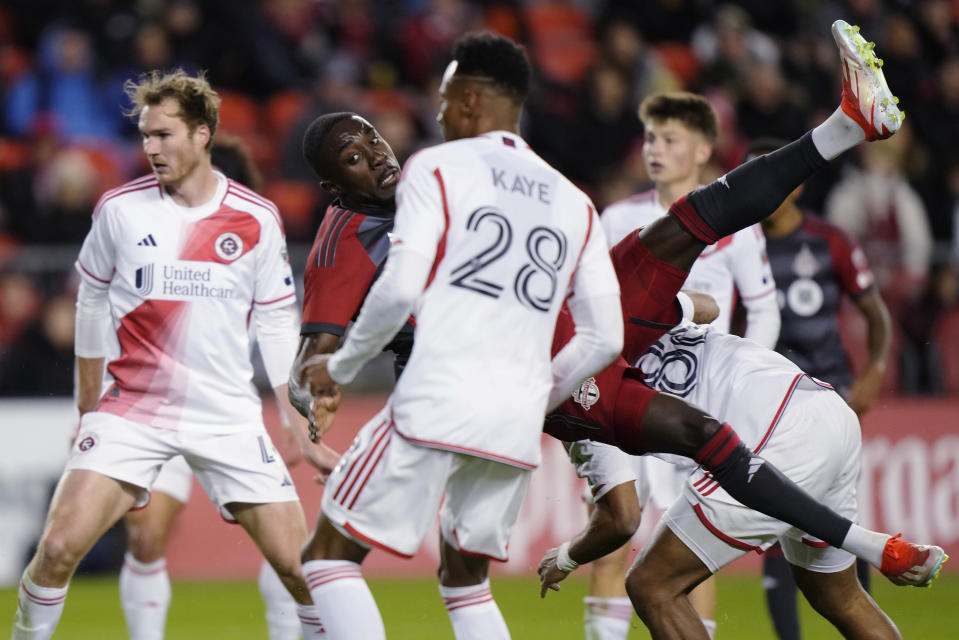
[135,264,155,295]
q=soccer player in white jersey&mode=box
[578,91,779,640]
[293,33,623,639]
[11,70,337,640]
[113,136,311,640]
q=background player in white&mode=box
[11,70,333,640]
[579,91,779,640]
[115,136,321,640]
[295,33,622,640]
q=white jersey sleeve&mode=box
[391,151,448,263]
[252,213,296,310]
[76,202,118,285]
[729,225,779,348]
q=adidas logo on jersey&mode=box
[747,457,765,483]
[137,234,157,247]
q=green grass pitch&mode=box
[3,573,954,638]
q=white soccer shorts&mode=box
[663,387,860,573]
[322,407,531,560]
[66,412,298,511]
[150,455,193,504]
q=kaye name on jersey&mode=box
[134,262,237,299]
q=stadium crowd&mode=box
[0,0,957,396]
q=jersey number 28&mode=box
[450,206,567,312]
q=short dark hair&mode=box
[745,137,788,162]
[211,134,262,193]
[451,32,531,101]
[302,112,356,180]
[638,92,718,143]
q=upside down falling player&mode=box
[537,20,947,640]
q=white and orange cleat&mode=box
[832,19,904,140]
[880,534,949,587]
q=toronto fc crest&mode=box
[573,377,600,411]
[214,232,243,261]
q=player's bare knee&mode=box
[35,533,83,579]
[126,528,166,562]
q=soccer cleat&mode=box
[880,534,949,587]
[831,19,904,140]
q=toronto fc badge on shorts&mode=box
[214,232,243,261]
[573,377,600,411]
[76,433,99,453]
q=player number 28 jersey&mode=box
[388,131,619,469]
[76,172,296,432]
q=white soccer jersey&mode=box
[388,131,619,469]
[601,189,775,334]
[76,172,296,432]
[635,321,834,452]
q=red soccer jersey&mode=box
[301,201,413,368]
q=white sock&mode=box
[702,618,717,639]
[583,596,632,640]
[118,552,171,640]
[258,561,300,640]
[302,559,384,639]
[296,603,324,638]
[811,107,867,161]
[439,579,509,640]
[841,525,890,568]
[12,571,67,640]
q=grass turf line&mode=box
[2,573,955,638]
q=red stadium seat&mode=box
[263,180,319,238]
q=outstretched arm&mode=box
[539,480,641,597]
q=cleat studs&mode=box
[894,96,899,104]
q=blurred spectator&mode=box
[692,4,780,100]
[899,261,959,394]
[0,293,75,396]
[598,19,681,105]
[4,22,128,142]
[735,61,809,141]
[825,130,933,297]
[915,0,959,65]
[0,271,42,353]
[27,147,102,243]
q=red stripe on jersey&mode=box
[93,181,160,219]
[396,431,537,470]
[566,203,595,292]
[801,537,831,548]
[254,292,295,306]
[347,424,394,509]
[452,529,509,561]
[178,208,261,264]
[333,419,390,504]
[753,374,803,453]
[77,259,113,284]
[423,168,450,291]
[227,183,283,229]
[740,287,775,301]
[99,300,190,426]
[693,503,761,552]
[342,521,415,558]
